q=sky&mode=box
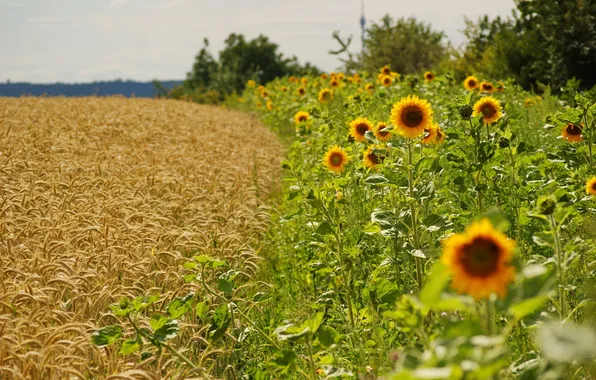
[0,0,516,83]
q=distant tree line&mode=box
[167,34,320,103]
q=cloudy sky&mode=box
[1,0,515,83]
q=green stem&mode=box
[306,337,317,380]
[548,215,566,319]
[407,140,423,290]
[486,300,494,336]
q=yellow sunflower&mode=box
[473,97,503,125]
[321,73,328,80]
[586,177,596,196]
[463,76,479,91]
[479,81,494,93]
[562,123,583,142]
[390,95,434,138]
[363,145,386,169]
[266,100,273,111]
[281,86,288,92]
[323,145,349,173]
[421,124,438,144]
[424,71,435,82]
[374,122,391,142]
[496,81,505,92]
[297,87,306,96]
[289,76,297,83]
[318,88,333,103]
[380,65,392,76]
[247,80,256,88]
[349,117,373,142]
[390,71,401,79]
[257,85,265,93]
[301,77,308,85]
[365,83,374,93]
[381,75,393,87]
[330,78,340,88]
[294,111,310,124]
[337,73,345,81]
[441,218,516,300]
[434,127,446,145]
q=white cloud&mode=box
[108,0,128,9]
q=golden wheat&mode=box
[0,97,283,379]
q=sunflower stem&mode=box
[407,139,423,290]
[549,214,566,319]
[485,299,494,336]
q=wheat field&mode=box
[0,97,283,379]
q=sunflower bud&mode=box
[458,104,473,119]
[498,137,510,148]
[537,196,557,215]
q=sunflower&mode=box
[381,75,393,87]
[421,124,438,144]
[374,122,391,142]
[496,81,505,92]
[294,111,310,124]
[247,80,256,88]
[441,218,516,300]
[363,145,386,169]
[390,71,401,79]
[479,81,494,93]
[281,86,288,92]
[256,102,263,109]
[330,78,340,88]
[289,76,297,83]
[473,96,503,125]
[586,177,596,196]
[562,123,583,142]
[434,127,446,145]
[380,65,391,76]
[390,95,434,138]
[524,99,535,107]
[318,88,333,103]
[365,83,374,93]
[257,85,265,93]
[337,73,345,81]
[301,77,308,85]
[424,71,435,81]
[349,117,373,142]
[463,76,479,91]
[266,100,273,111]
[321,73,328,80]
[297,87,306,96]
[323,145,349,173]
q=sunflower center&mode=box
[298,116,306,122]
[384,78,390,84]
[592,182,596,191]
[567,124,582,135]
[368,152,383,165]
[378,126,389,137]
[483,84,493,91]
[383,68,391,75]
[482,105,496,118]
[356,123,369,136]
[459,237,501,277]
[330,152,344,166]
[468,80,477,87]
[401,107,424,128]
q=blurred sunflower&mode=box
[365,83,374,93]
[301,77,308,85]
[463,76,479,91]
[363,145,385,169]
[321,73,328,80]
[442,218,516,300]
[281,86,288,92]
[297,87,306,96]
[330,78,340,88]
[380,65,391,76]
[374,122,391,142]
[480,81,494,93]
[424,71,435,82]
[390,71,400,79]
[390,95,434,138]
[473,97,502,125]
[323,145,349,173]
[247,80,256,88]
[337,73,345,81]
[381,75,393,87]
[496,81,505,92]
[294,111,309,124]
[434,127,446,144]
[266,100,273,111]
[586,177,596,196]
[318,88,333,103]
[257,85,265,93]
[422,124,438,144]
[349,117,373,142]
[256,102,263,109]
[562,123,583,142]
[289,76,297,83]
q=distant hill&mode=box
[0,80,184,98]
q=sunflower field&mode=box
[226,69,596,378]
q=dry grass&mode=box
[0,97,283,379]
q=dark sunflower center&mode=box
[426,74,433,80]
[384,78,390,84]
[298,116,307,122]
[368,152,384,165]
[423,128,431,138]
[459,237,501,277]
[482,105,496,118]
[567,124,582,135]
[383,68,391,75]
[401,107,424,128]
[483,84,493,91]
[322,91,330,99]
[592,182,596,191]
[330,153,343,166]
[356,123,369,136]
[468,80,477,87]
[299,89,305,94]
